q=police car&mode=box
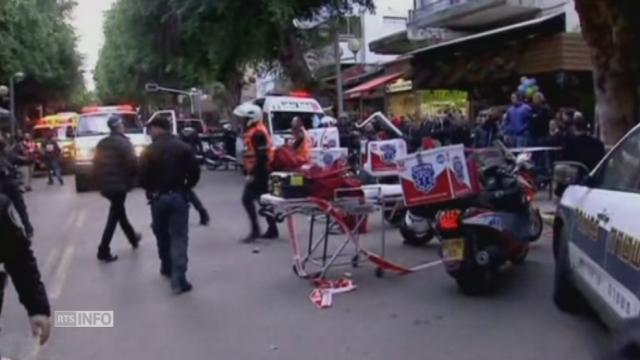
[553,123,640,328]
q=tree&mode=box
[95,0,375,111]
[0,0,83,111]
[574,0,640,145]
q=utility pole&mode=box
[333,2,344,116]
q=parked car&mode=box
[553,123,640,329]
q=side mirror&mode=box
[553,162,590,187]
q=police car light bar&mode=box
[289,91,312,98]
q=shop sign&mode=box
[386,79,413,94]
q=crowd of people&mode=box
[340,91,605,180]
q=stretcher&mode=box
[260,184,433,280]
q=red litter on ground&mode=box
[309,278,357,309]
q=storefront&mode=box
[344,72,403,120]
[386,78,417,119]
[409,13,594,120]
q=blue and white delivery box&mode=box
[307,128,340,149]
[363,139,407,177]
[310,148,349,169]
[398,144,477,207]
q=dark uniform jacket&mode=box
[563,133,606,171]
[41,139,61,164]
[93,132,137,194]
[0,194,50,317]
[139,133,201,195]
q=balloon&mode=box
[518,84,527,94]
[525,87,536,98]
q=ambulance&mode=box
[32,112,79,172]
[250,92,325,147]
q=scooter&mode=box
[434,164,539,295]
[203,141,238,170]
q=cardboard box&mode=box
[307,128,340,149]
[363,139,407,177]
[310,148,349,169]
[398,144,477,207]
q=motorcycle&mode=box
[434,155,542,295]
[398,142,543,248]
[203,141,238,170]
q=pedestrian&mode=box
[234,103,279,242]
[0,194,51,358]
[562,113,606,172]
[502,92,532,148]
[291,116,311,164]
[221,122,238,168]
[529,92,553,174]
[180,127,210,226]
[41,132,64,186]
[10,133,35,192]
[471,110,500,148]
[93,115,142,263]
[0,135,34,238]
[140,116,200,294]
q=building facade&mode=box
[257,0,414,98]
[368,0,593,120]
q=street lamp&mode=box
[348,38,362,61]
[10,72,25,139]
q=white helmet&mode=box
[321,116,337,127]
[233,103,263,127]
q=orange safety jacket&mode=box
[243,122,274,173]
[292,128,312,164]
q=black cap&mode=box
[145,117,172,131]
[107,115,123,129]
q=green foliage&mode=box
[95,0,375,104]
[0,0,83,103]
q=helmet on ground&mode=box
[233,103,263,127]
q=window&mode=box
[592,128,640,192]
[270,112,323,133]
[383,16,407,26]
[337,16,362,38]
[77,113,143,137]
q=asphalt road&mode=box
[1,170,608,360]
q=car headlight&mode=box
[134,145,145,157]
[75,147,94,161]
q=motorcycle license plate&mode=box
[442,238,465,261]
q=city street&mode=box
[0,170,608,360]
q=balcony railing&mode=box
[410,0,543,29]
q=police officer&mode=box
[93,115,142,263]
[180,127,210,226]
[0,194,51,356]
[139,116,200,294]
[0,135,34,238]
[234,104,278,242]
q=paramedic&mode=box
[291,116,312,164]
[235,104,278,243]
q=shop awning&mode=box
[410,12,565,56]
[345,72,404,99]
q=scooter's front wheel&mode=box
[528,208,544,242]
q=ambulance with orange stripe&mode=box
[32,112,79,172]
